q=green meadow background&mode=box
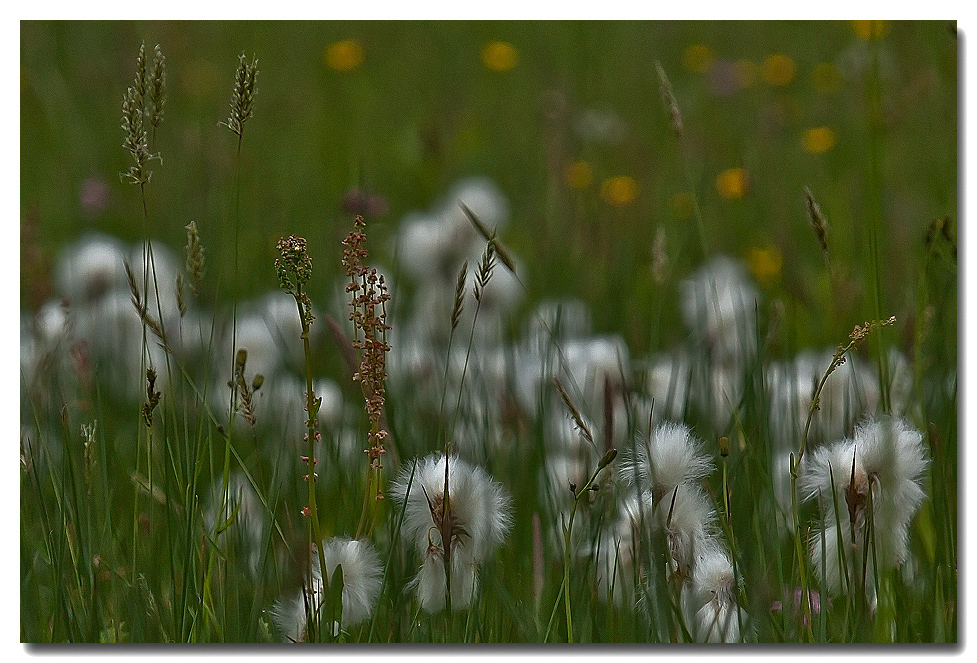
[20,20,957,643]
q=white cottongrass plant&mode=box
[271,537,383,641]
[620,421,749,640]
[680,254,759,365]
[681,540,748,643]
[390,453,513,612]
[799,415,929,607]
[620,421,714,504]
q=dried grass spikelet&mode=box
[803,186,829,257]
[231,348,262,428]
[142,367,162,428]
[149,44,165,130]
[472,238,497,304]
[223,53,258,138]
[461,202,517,274]
[123,258,169,350]
[133,42,148,108]
[121,42,162,186]
[176,273,187,318]
[655,60,684,136]
[121,87,154,185]
[184,221,206,294]
[450,260,469,332]
[554,376,595,447]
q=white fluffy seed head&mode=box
[660,482,718,578]
[270,537,383,641]
[620,421,714,501]
[799,438,862,515]
[680,254,758,364]
[686,541,743,643]
[55,233,129,307]
[802,415,929,602]
[391,453,512,611]
[409,549,480,613]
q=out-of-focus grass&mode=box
[22,21,956,350]
[21,20,957,643]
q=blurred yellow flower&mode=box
[802,126,837,154]
[671,191,695,220]
[716,168,749,200]
[683,44,714,74]
[482,41,518,72]
[325,39,364,72]
[811,62,842,95]
[601,176,639,206]
[746,246,783,286]
[734,59,760,89]
[565,160,593,190]
[762,53,796,87]
[852,20,889,40]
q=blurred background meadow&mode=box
[20,20,957,643]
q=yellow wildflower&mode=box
[802,127,837,155]
[852,21,889,41]
[601,176,639,206]
[683,44,714,74]
[482,41,518,72]
[565,161,593,190]
[762,54,796,87]
[716,168,749,200]
[746,246,783,287]
[325,39,364,72]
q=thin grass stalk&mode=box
[121,42,171,587]
[437,260,469,422]
[863,35,891,415]
[655,60,708,259]
[462,203,598,418]
[366,462,416,642]
[449,238,496,445]
[558,447,616,643]
[788,452,814,641]
[798,317,896,462]
[207,56,258,637]
[716,437,747,641]
[297,281,332,638]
